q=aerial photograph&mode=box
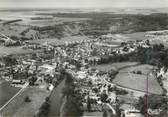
[0,0,168,117]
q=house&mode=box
[39,64,56,76]
[108,92,116,103]
[48,83,54,91]
[11,79,25,87]
[77,71,87,79]
[148,108,162,116]
[120,104,143,117]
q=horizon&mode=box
[0,0,168,8]
[0,6,168,10]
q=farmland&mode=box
[20,17,90,27]
[123,32,148,40]
[0,46,37,56]
[0,24,29,37]
[0,87,49,117]
[123,32,168,48]
[92,62,139,72]
[1,11,168,50]
[93,62,162,95]
[0,80,20,108]
[113,64,163,95]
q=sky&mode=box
[0,0,168,8]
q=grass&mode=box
[123,32,148,41]
[0,46,37,56]
[1,87,49,117]
[93,62,162,95]
[119,64,156,74]
[18,17,90,27]
[113,64,163,95]
[92,62,138,72]
[123,31,168,48]
[0,24,29,37]
[0,80,20,108]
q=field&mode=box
[0,12,89,27]
[123,32,148,40]
[93,62,162,95]
[123,32,168,48]
[0,80,20,108]
[92,62,139,72]
[150,39,168,48]
[0,46,38,56]
[119,64,156,74]
[28,35,91,45]
[1,87,49,117]
[0,24,29,37]
[20,17,90,27]
[113,64,163,95]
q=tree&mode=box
[25,65,31,78]
[39,101,50,116]
[92,87,99,93]
[45,97,50,103]
[100,92,108,103]
[3,55,17,78]
[60,72,83,117]
[29,75,37,86]
[25,96,31,102]
[87,96,91,112]
[146,40,150,46]
[153,44,164,51]
[102,110,107,117]
[62,71,75,98]
[3,55,17,66]
[31,53,37,59]
[60,96,83,117]
[137,71,142,74]
[62,86,74,98]
[136,95,168,115]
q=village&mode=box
[0,30,168,117]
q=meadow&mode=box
[1,87,49,117]
[93,62,162,95]
[113,64,163,95]
[92,62,138,72]
[0,80,20,108]
[0,46,36,56]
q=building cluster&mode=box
[0,33,160,117]
[145,30,168,42]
